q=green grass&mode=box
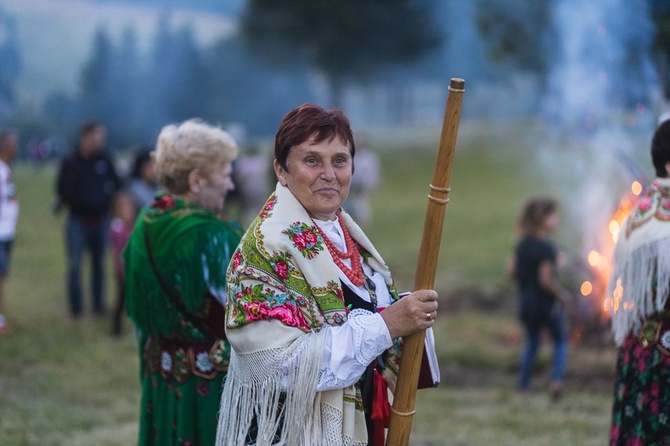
[0,120,616,445]
[0,164,139,446]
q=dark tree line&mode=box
[43,1,443,149]
[43,14,316,149]
[6,0,670,149]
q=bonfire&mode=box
[568,180,644,346]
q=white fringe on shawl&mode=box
[216,328,331,446]
[607,237,670,345]
[608,225,670,346]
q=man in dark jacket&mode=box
[56,121,120,318]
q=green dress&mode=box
[124,195,243,446]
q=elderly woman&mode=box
[216,104,438,446]
[124,119,243,446]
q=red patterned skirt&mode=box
[609,328,670,445]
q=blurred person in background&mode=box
[607,119,670,444]
[123,119,243,445]
[232,143,271,227]
[344,134,380,226]
[507,196,570,400]
[109,191,136,338]
[216,104,438,446]
[127,149,159,211]
[109,149,158,337]
[55,121,120,318]
[0,130,18,335]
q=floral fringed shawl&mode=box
[216,184,402,446]
[608,178,670,345]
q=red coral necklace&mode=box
[314,216,364,286]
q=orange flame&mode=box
[631,181,643,196]
[586,183,640,318]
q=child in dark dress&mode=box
[507,196,571,399]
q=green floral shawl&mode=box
[124,194,243,340]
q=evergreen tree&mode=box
[241,0,441,106]
[0,9,21,124]
[649,0,670,98]
[80,27,114,118]
[143,12,175,136]
[115,26,144,146]
[79,25,152,148]
[167,24,208,122]
[206,35,314,135]
[142,14,209,137]
[79,26,131,146]
[474,0,555,85]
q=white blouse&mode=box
[309,218,394,390]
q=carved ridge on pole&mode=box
[429,184,451,193]
[390,408,417,417]
[448,86,465,93]
[427,195,449,205]
[427,184,451,205]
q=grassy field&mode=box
[0,121,617,445]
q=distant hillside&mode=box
[0,0,237,107]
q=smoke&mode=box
[537,0,661,256]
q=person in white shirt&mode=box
[0,130,19,335]
[345,135,380,226]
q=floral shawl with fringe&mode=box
[608,177,670,345]
[216,183,402,446]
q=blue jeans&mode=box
[0,240,14,276]
[518,305,568,389]
[65,214,108,316]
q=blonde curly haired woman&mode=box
[124,119,243,445]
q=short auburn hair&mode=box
[274,103,355,172]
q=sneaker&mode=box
[0,324,9,335]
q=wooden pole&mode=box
[385,78,465,445]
